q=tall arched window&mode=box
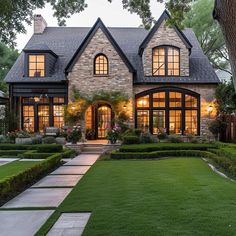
[135,87,200,135]
[153,46,180,76]
[94,54,108,75]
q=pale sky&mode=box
[16,0,165,51]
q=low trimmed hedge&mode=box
[61,149,77,159]
[0,150,26,156]
[19,151,53,159]
[0,153,63,205]
[119,143,217,153]
[209,148,236,160]
[122,136,140,144]
[111,150,217,159]
[36,144,63,153]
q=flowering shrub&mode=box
[107,125,121,144]
[67,126,82,144]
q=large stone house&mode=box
[5,10,219,138]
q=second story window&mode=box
[153,46,180,76]
[29,55,45,77]
[94,54,108,75]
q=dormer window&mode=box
[29,55,45,77]
[152,46,180,76]
[94,54,108,75]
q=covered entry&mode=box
[85,103,114,139]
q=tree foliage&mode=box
[183,0,230,73]
[215,78,236,114]
[0,43,18,92]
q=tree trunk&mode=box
[213,0,236,89]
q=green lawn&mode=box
[0,161,41,180]
[37,158,236,236]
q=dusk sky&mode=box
[16,0,165,51]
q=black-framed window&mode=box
[22,96,65,132]
[94,54,108,75]
[135,87,200,135]
[28,55,45,77]
[152,46,180,76]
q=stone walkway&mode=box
[0,152,100,236]
[0,158,19,166]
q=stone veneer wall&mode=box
[143,20,189,77]
[67,28,134,130]
[133,84,217,136]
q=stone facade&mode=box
[133,84,217,136]
[143,21,189,77]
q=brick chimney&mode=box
[34,14,47,34]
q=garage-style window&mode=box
[153,46,180,76]
[94,54,108,75]
[136,88,200,135]
[28,55,45,77]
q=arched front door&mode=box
[96,105,112,139]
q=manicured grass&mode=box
[37,158,236,236]
[0,161,41,180]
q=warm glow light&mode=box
[207,105,213,113]
[71,106,76,110]
[34,97,40,102]
[138,100,147,106]
[123,105,127,109]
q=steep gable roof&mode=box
[139,10,192,55]
[65,18,135,73]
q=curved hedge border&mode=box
[0,144,62,152]
[119,143,217,153]
[110,150,217,159]
[0,153,62,206]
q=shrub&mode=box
[157,131,168,140]
[42,136,56,144]
[31,136,42,144]
[133,129,142,137]
[168,134,183,143]
[0,150,26,156]
[140,132,153,143]
[36,144,63,153]
[67,126,82,144]
[61,149,77,159]
[0,153,62,205]
[111,150,216,159]
[123,136,140,145]
[119,143,216,152]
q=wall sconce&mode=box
[207,105,213,113]
[123,105,127,110]
[71,105,76,110]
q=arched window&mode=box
[153,46,180,76]
[94,54,108,75]
[135,87,200,135]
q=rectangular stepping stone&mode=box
[2,188,72,208]
[20,159,43,161]
[32,175,83,188]
[47,213,91,236]
[0,210,54,236]
[51,166,91,175]
[64,155,99,166]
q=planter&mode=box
[55,137,66,145]
[15,137,32,145]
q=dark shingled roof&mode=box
[5,21,219,84]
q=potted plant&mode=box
[67,126,82,144]
[15,130,32,144]
[86,128,96,140]
[106,125,121,144]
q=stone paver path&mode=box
[51,165,91,175]
[0,152,100,235]
[2,188,72,208]
[32,175,83,188]
[0,210,54,236]
[47,213,91,236]
[0,158,19,166]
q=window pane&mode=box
[95,54,108,75]
[185,110,198,135]
[153,110,165,134]
[169,110,182,134]
[29,55,45,77]
[53,97,65,103]
[23,105,34,132]
[168,48,180,76]
[137,110,149,132]
[38,105,49,132]
[136,95,149,108]
[185,95,197,108]
[153,92,165,107]
[53,105,64,128]
[153,47,166,76]
[169,92,182,107]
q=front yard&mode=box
[37,157,236,236]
